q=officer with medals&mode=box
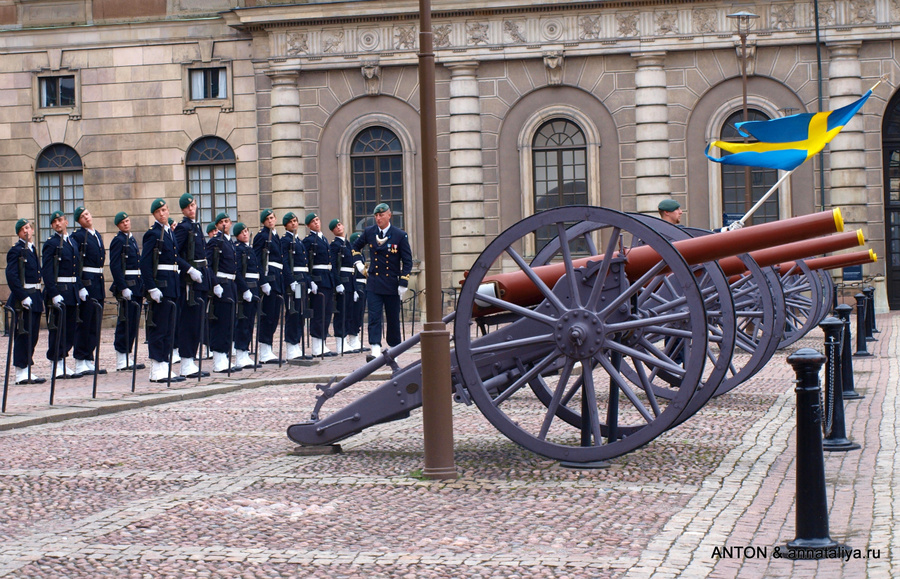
[329,218,354,354]
[141,199,192,382]
[232,222,260,370]
[42,210,82,379]
[302,212,336,357]
[252,208,288,364]
[71,206,106,376]
[280,212,311,361]
[6,219,45,384]
[173,193,209,378]
[109,211,145,371]
[351,203,412,361]
[346,231,367,353]
[206,212,240,373]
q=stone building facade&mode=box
[1,0,898,308]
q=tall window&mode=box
[36,144,84,244]
[186,137,237,226]
[351,126,404,232]
[532,119,588,252]
[189,68,227,100]
[720,110,779,225]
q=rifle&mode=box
[75,230,86,323]
[15,252,27,336]
[184,221,197,306]
[49,301,64,405]
[47,240,62,331]
[146,231,164,328]
[237,249,248,321]
[207,239,221,322]
[130,299,142,393]
[287,234,297,315]
[3,303,15,412]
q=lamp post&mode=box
[727,11,759,224]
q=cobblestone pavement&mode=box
[0,315,896,578]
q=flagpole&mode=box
[729,168,796,230]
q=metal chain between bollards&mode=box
[824,333,837,438]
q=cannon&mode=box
[288,206,849,463]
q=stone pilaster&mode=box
[267,69,303,214]
[446,62,484,286]
[632,52,672,215]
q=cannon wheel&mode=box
[455,206,709,463]
[777,259,823,349]
[816,269,835,323]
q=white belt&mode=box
[57,277,77,283]
[83,267,103,274]
[245,273,260,279]
[268,262,283,270]
[340,267,354,273]
[24,283,42,290]
[293,266,308,273]
[217,272,236,281]
[193,259,207,266]
[313,264,332,270]
[358,278,367,284]
[125,269,141,276]
[157,264,177,272]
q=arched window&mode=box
[351,126,404,232]
[720,110,779,225]
[186,136,237,226]
[532,119,587,252]
[36,144,84,244]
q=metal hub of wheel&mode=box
[554,309,605,359]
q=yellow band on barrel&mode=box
[857,229,865,245]
[833,208,844,232]
[871,249,877,262]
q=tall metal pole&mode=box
[418,0,457,480]
[814,0,826,212]
[739,23,753,223]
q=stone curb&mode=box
[0,371,392,432]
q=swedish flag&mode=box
[705,90,872,171]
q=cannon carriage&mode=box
[288,206,866,464]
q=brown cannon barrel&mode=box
[716,229,864,277]
[476,209,844,309]
[781,249,877,274]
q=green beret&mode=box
[50,210,65,224]
[150,198,166,214]
[373,203,390,215]
[658,199,681,212]
[260,208,274,224]
[349,232,360,244]
[215,212,229,224]
[233,222,246,237]
[114,211,128,226]
[329,218,341,231]
[74,206,86,222]
[179,192,194,210]
[206,222,217,234]
[168,217,174,225]
[282,212,296,226]
[305,212,318,226]
[15,218,28,235]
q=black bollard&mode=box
[786,348,844,556]
[834,304,863,400]
[863,286,879,335]
[819,317,860,452]
[853,294,871,357]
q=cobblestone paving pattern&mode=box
[0,315,896,577]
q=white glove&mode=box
[213,284,224,298]
[148,288,162,303]
[261,283,271,296]
[290,281,298,292]
[336,284,344,294]
[121,288,133,301]
[22,297,32,309]
[398,286,408,298]
[52,294,64,306]
[353,291,359,303]
[309,281,318,294]
[355,261,365,274]
[294,284,303,299]
[242,289,252,302]
[78,288,88,302]
[187,267,203,284]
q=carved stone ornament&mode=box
[892,0,900,22]
[504,20,527,43]
[693,8,716,34]
[323,30,344,53]
[541,18,564,41]
[579,15,601,40]
[543,51,564,86]
[617,12,639,38]
[434,23,452,47]
[467,22,490,46]
[358,29,380,52]
[818,2,837,26]
[772,4,795,30]
[656,11,678,35]
[395,25,416,50]
[286,32,308,55]
[361,60,381,96]
[734,43,757,75]
[849,0,876,24]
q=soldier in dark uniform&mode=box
[109,211,145,371]
[207,212,240,373]
[141,198,191,382]
[252,208,288,364]
[329,218,354,354]
[42,210,82,378]
[302,212,336,357]
[281,212,311,361]
[232,222,259,369]
[346,231,367,353]
[351,203,412,361]
[207,222,217,239]
[173,193,209,378]
[6,219,46,384]
[71,206,106,376]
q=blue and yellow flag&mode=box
[705,90,872,171]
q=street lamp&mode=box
[727,11,759,224]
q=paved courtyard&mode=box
[0,314,896,578]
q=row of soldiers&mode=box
[5,194,412,384]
